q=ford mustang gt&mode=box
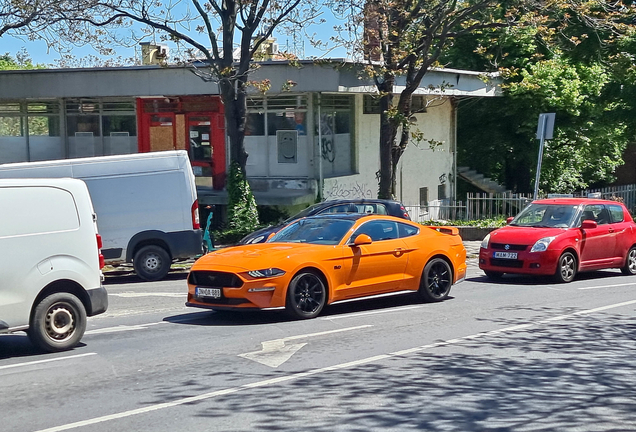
[187,214,467,319]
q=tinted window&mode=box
[320,203,357,214]
[580,204,610,225]
[608,204,625,223]
[353,203,388,215]
[352,220,398,242]
[398,222,419,238]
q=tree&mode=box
[444,3,636,193]
[331,0,636,198]
[68,0,321,234]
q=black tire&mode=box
[554,251,577,283]
[621,246,636,275]
[484,270,504,280]
[133,245,171,281]
[28,293,87,352]
[419,258,453,302]
[285,271,327,319]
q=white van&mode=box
[0,178,108,352]
[0,151,202,281]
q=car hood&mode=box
[193,242,323,271]
[489,225,569,244]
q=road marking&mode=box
[238,325,373,368]
[0,353,96,371]
[33,299,636,432]
[321,305,423,320]
[108,293,184,298]
[85,322,167,335]
[578,282,636,290]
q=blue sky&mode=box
[2,7,350,66]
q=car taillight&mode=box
[96,234,105,269]
[401,206,411,220]
[192,200,200,229]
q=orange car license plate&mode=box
[494,252,517,259]
[196,287,222,298]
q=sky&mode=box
[1,6,351,67]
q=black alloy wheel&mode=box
[419,258,452,302]
[285,271,327,319]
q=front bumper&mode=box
[479,248,561,275]
[86,285,109,316]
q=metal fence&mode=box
[404,184,636,222]
[405,192,533,222]
[580,184,636,213]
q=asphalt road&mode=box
[2,252,636,432]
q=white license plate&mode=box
[494,252,518,259]
[196,287,222,298]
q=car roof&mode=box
[302,213,407,222]
[532,198,625,206]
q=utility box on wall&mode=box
[277,130,298,163]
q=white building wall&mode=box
[323,94,454,206]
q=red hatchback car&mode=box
[479,198,636,282]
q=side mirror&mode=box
[581,220,597,230]
[352,234,372,247]
[267,232,276,241]
[506,217,514,225]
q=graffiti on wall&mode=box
[324,180,373,200]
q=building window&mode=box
[363,95,381,114]
[420,187,428,206]
[316,94,354,177]
[267,95,307,136]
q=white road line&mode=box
[85,322,167,335]
[0,353,96,371]
[278,325,373,342]
[578,282,636,290]
[321,305,423,320]
[33,298,636,432]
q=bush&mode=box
[424,218,507,228]
[215,162,259,245]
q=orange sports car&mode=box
[186,214,467,319]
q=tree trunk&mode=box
[219,77,249,176]
[377,74,396,199]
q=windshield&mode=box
[269,217,355,245]
[511,203,579,228]
[282,203,324,224]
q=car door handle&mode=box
[609,228,615,233]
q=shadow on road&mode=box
[0,335,87,360]
[153,307,636,431]
[468,269,629,285]
[103,271,188,285]
[164,293,453,327]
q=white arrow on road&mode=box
[238,325,373,368]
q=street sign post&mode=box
[534,113,556,200]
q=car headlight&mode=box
[530,236,556,252]
[248,268,286,278]
[480,233,491,249]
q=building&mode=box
[0,60,500,218]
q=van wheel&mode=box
[28,293,87,352]
[134,245,171,281]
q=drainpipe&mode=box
[451,98,458,202]
[317,93,323,201]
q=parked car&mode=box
[0,178,107,352]
[239,199,411,244]
[479,198,636,282]
[187,214,466,319]
[0,150,202,281]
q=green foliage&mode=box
[0,51,41,70]
[216,162,259,244]
[446,7,636,194]
[424,218,507,228]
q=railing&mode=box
[404,184,636,222]
[405,192,533,222]
[580,184,636,212]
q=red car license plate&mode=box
[493,251,518,259]
[196,287,222,298]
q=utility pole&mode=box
[534,113,556,200]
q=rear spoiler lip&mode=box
[424,226,460,236]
